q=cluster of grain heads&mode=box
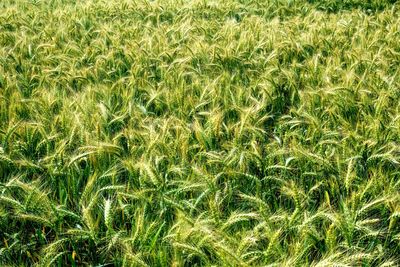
[1,0,400,266]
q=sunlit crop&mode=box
[1,0,400,266]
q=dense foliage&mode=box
[1,0,400,266]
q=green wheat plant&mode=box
[1,0,400,266]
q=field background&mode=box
[1,0,400,266]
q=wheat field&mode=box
[1,0,400,266]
